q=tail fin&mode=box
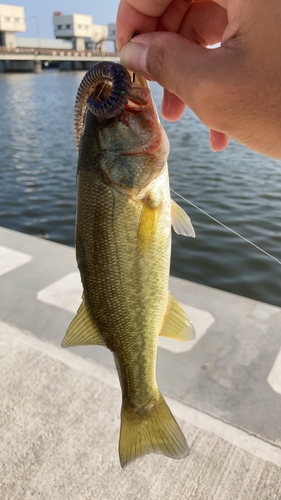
[119,392,189,468]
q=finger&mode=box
[120,32,228,118]
[157,0,193,33]
[116,0,226,51]
[118,0,172,17]
[162,89,186,121]
[209,130,231,151]
[178,1,227,47]
[116,0,176,51]
[120,32,240,135]
[116,2,158,51]
[116,0,228,51]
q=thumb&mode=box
[120,32,240,136]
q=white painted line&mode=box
[1,319,280,467]
[158,303,215,353]
[37,272,82,313]
[0,244,32,277]
[267,348,281,395]
[167,396,281,468]
[0,319,119,390]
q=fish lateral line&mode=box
[170,188,281,266]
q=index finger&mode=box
[116,0,172,50]
[116,0,228,51]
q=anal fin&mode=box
[61,297,105,348]
[160,291,196,342]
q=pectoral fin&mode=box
[137,202,161,254]
[160,291,196,342]
[61,297,105,348]
[171,199,195,237]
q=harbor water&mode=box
[0,70,280,307]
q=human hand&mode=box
[117,0,281,159]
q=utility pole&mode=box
[32,15,41,52]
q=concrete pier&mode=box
[1,59,36,72]
[34,59,42,73]
[0,226,280,499]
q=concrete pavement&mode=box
[0,226,281,498]
[1,320,281,499]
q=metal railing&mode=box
[0,46,118,58]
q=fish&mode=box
[61,61,196,468]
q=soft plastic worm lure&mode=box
[74,61,132,153]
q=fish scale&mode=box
[78,174,168,398]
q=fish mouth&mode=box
[127,84,152,110]
[120,111,163,156]
[121,80,163,156]
[75,63,167,158]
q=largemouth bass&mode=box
[62,62,196,468]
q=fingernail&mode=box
[120,42,150,76]
[209,138,216,152]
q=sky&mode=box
[3,0,120,38]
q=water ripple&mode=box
[0,73,280,306]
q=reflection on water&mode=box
[0,71,281,306]
[0,71,80,244]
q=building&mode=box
[53,12,107,52]
[0,3,26,48]
[108,23,116,51]
[91,23,107,51]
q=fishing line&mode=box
[97,81,106,99]
[170,188,281,265]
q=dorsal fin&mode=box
[160,291,196,342]
[61,297,105,348]
[171,199,195,237]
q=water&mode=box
[0,71,281,307]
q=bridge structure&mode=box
[0,45,119,72]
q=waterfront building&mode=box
[53,12,107,52]
[108,23,116,51]
[0,3,25,48]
